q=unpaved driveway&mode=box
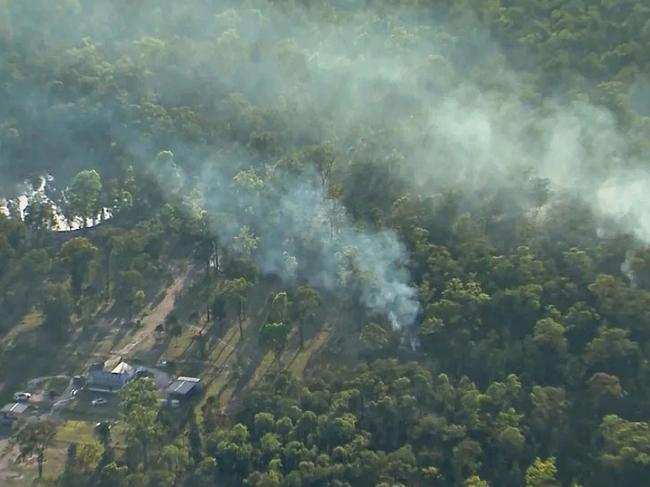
[0,439,21,483]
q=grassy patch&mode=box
[54,420,97,445]
[0,311,43,348]
[3,419,117,487]
[165,327,197,360]
[287,326,332,380]
[43,377,70,393]
[61,390,120,421]
[250,351,276,387]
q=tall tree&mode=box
[14,419,57,480]
[119,378,160,471]
[42,282,74,337]
[293,286,321,349]
[259,322,290,368]
[525,457,560,487]
[67,169,103,227]
[60,237,98,302]
[222,277,252,339]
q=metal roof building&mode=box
[165,376,201,398]
[1,402,29,416]
[88,361,135,393]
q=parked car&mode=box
[95,421,112,431]
[135,368,153,378]
[91,398,108,406]
[158,359,173,368]
[13,392,31,402]
[72,375,85,386]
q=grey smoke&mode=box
[192,161,420,330]
[2,0,650,328]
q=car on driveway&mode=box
[91,398,108,406]
[158,359,176,369]
[13,392,32,402]
[135,367,154,378]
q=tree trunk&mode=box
[105,248,112,302]
[142,439,149,471]
[37,451,44,480]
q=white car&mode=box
[91,398,108,406]
[13,392,32,402]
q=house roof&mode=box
[89,368,130,390]
[1,402,29,415]
[166,377,201,396]
[111,361,134,376]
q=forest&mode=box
[0,0,650,486]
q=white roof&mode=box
[111,362,134,375]
[1,402,29,415]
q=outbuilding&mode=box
[165,376,201,400]
[1,402,29,427]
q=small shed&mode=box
[165,376,201,399]
[1,402,29,426]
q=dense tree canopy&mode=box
[1,1,649,486]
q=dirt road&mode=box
[0,439,21,483]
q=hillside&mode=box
[1,1,650,486]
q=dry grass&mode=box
[0,311,43,348]
[287,326,332,379]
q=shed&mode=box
[1,402,29,416]
[165,376,201,399]
[1,402,29,426]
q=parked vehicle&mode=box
[135,368,153,378]
[91,398,108,406]
[95,421,112,431]
[13,392,31,402]
[72,375,85,386]
[158,359,175,369]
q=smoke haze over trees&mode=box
[1,0,650,486]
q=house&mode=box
[165,376,201,400]
[87,361,135,393]
[1,402,29,427]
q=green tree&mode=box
[13,419,57,480]
[24,191,56,235]
[116,269,144,320]
[465,475,490,487]
[599,415,650,473]
[67,169,103,227]
[60,237,98,302]
[293,286,321,348]
[525,457,560,487]
[119,378,160,470]
[259,322,290,367]
[42,282,74,337]
[222,277,252,339]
